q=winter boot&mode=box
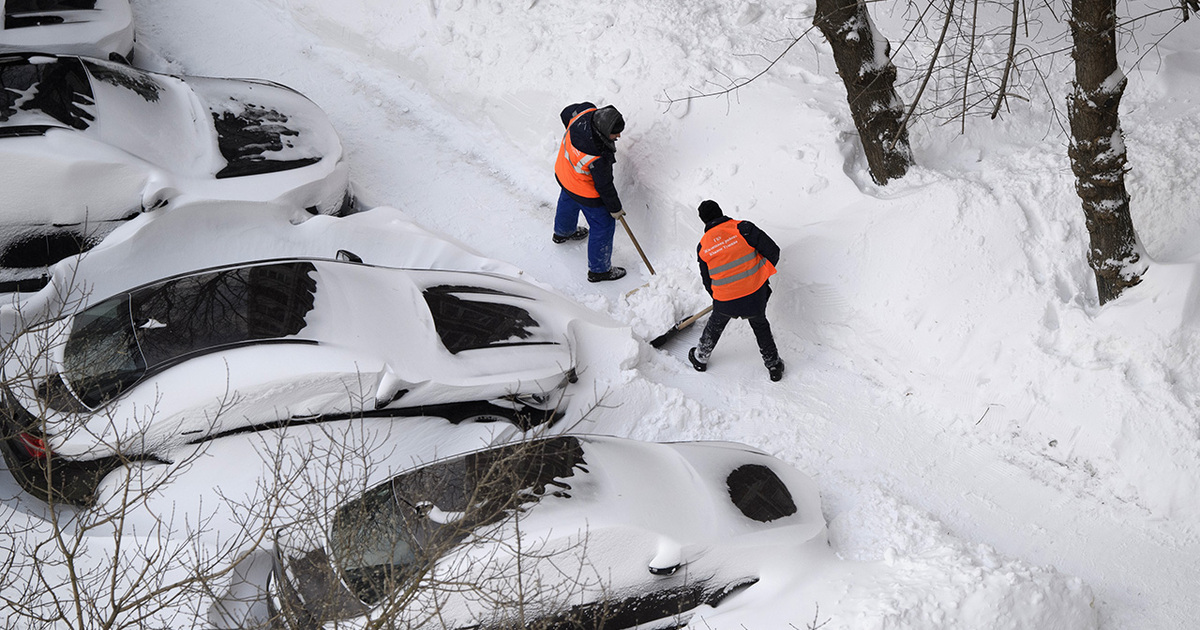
[767,359,785,382]
[552,227,589,244]
[688,347,707,372]
[587,266,627,283]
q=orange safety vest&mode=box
[700,220,776,301]
[554,108,601,198]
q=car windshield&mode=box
[62,262,319,407]
[0,55,96,135]
[328,436,587,606]
[61,293,145,410]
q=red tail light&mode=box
[16,432,49,460]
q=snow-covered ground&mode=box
[5,0,1200,628]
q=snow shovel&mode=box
[619,216,655,276]
[649,305,713,348]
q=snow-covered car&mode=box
[266,434,827,630]
[0,53,352,291]
[0,257,586,505]
[0,0,134,60]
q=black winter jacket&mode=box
[556,102,622,213]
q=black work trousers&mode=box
[694,310,780,368]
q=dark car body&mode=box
[0,258,593,505]
[0,53,352,291]
[266,434,827,630]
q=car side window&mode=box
[129,262,317,367]
[60,262,319,406]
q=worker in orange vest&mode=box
[689,200,785,381]
[553,102,628,282]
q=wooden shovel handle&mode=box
[677,305,714,330]
[619,216,655,275]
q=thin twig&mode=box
[961,0,980,133]
[662,24,820,106]
[891,0,957,150]
[990,0,1022,118]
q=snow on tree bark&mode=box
[1068,0,1146,304]
[814,0,912,185]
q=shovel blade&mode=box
[649,306,712,348]
[649,327,680,348]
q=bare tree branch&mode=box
[990,0,1022,118]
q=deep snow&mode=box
[5,0,1200,627]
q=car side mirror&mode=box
[648,537,683,576]
[141,187,176,212]
[336,249,363,264]
[374,366,408,410]
[649,563,680,576]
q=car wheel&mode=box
[440,400,521,425]
[428,400,560,431]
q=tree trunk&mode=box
[1068,0,1145,304]
[814,0,913,185]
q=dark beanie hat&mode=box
[593,105,625,136]
[698,200,723,223]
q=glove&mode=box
[610,208,626,220]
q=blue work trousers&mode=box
[555,189,615,273]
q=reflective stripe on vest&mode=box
[700,220,776,301]
[554,108,601,198]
